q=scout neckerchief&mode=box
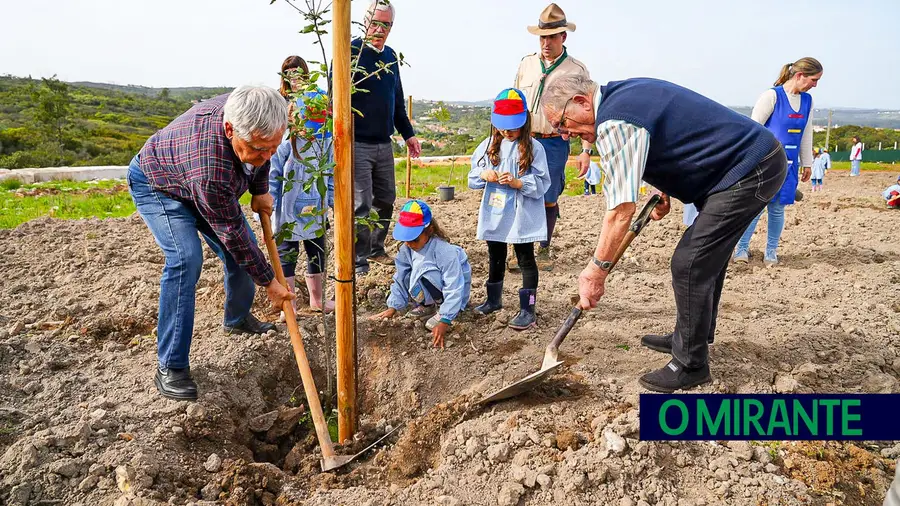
[534,47,569,108]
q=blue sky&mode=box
[2,0,898,109]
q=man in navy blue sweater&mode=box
[541,75,788,393]
[352,0,421,274]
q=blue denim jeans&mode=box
[850,160,861,176]
[127,157,256,369]
[735,200,786,258]
[535,136,570,205]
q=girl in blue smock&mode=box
[269,90,335,312]
[369,200,472,349]
[810,149,828,192]
[468,88,550,330]
[734,57,823,266]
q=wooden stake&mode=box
[405,95,413,198]
[258,214,336,459]
[332,0,357,442]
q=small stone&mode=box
[825,314,842,327]
[892,358,900,376]
[9,321,25,336]
[78,475,99,492]
[204,453,222,473]
[604,429,628,455]
[556,430,580,451]
[249,410,279,433]
[497,482,525,506]
[24,340,41,354]
[89,463,106,476]
[620,498,636,506]
[773,374,798,393]
[22,380,43,395]
[172,426,184,435]
[48,458,79,477]
[90,408,108,428]
[726,441,753,461]
[486,442,511,462]
[186,404,207,420]
[115,465,136,493]
[510,464,527,483]
[201,482,221,501]
[465,437,482,457]
[536,474,551,488]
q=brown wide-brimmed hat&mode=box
[527,3,576,36]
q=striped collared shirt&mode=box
[595,120,651,210]
[591,84,650,210]
[138,94,275,286]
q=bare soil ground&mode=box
[0,172,898,506]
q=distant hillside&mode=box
[71,82,233,102]
[0,76,229,169]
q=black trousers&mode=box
[672,142,787,368]
[486,241,537,289]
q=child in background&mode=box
[468,88,550,330]
[369,200,472,349]
[811,148,827,192]
[883,175,900,209]
[269,89,335,313]
[578,160,601,195]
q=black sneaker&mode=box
[641,332,714,354]
[223,313,275,335]
[154,367,198,401]
[641,333,673,354]
[638,359,712,393]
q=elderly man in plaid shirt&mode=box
[127,85,295,401]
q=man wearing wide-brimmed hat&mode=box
[513,3,593,272]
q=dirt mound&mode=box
[0,173,898,505]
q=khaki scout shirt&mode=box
[514,52,591,135]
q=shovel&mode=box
[260,214,389,472]
[478,194,663,405]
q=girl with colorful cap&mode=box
[468,88,550,330]
[268,89,335,313]
[368,199,472,348]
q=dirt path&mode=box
[0,173,898,505]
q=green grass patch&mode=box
[1,178,23,191]
[828,161,896,172]
[396,161,594,198]
[0,187,135,229]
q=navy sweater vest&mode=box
[596,78,777,203]
[350,39,415,144]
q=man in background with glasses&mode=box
[351,0,421,275]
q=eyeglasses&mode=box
[553,97,574,135]
[369,20,393,31]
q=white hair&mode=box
[542,74,597,115]
[365,0,395,23]
[223,85,288,141]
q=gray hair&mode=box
[365,0,395,23]
[223,85,288,141]
[541,74,597,115]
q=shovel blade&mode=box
[321,455,354,472]
[319,425,402,472]
[478,360,564,406]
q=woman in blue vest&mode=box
[733,57,823,266]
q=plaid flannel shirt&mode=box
[138,94,275,286]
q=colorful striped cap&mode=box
[491,88,529,131]
[393,199,433,241]
[296,89,331,139]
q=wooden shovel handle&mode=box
[259,213,336,458]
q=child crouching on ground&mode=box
[883,175,900,209]
[468,88,550,330]
[369,200,472,348]
[269,89,335,313]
